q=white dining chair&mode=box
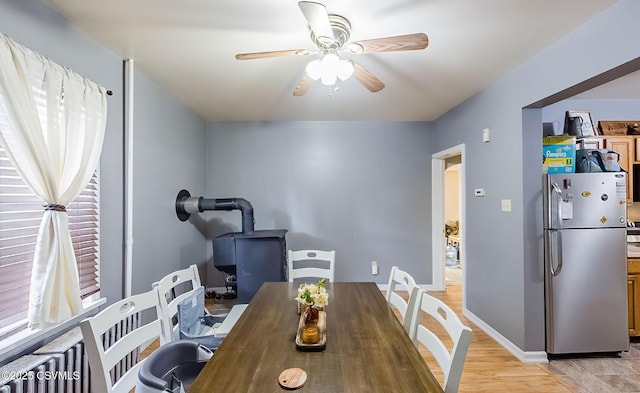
[407,289,472,393]
[153,264,227,343]
[287,249,336,282]
[80,289,165,393]
[385,265,418,333]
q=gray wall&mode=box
[0,0,209,303]
[433,0,640,352]
[131,71,208,294]
[205,121,433,287]
[434,85,530,349]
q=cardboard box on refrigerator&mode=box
[543,136,575,173]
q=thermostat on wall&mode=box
[474,188,486,197]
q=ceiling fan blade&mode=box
[348,33,429,54]
[293,74,315,96]
[236,49,312,60]
[353,62,384,93]
[298,1,334,44]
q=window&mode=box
[0,145,100,337]
[0,35,106,338]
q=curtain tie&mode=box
[43,204,66,212]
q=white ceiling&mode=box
[44,0,619,121]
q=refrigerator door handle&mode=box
[551,182,563,231]
[550,229,563,276]
[550,182,563,276]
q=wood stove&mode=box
[176,190,288,302]
[213,229,287,302]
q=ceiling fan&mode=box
[235,1,429,96]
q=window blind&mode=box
[0,147,100,330]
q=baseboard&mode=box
[463,308,548,363]
[377,283,548,363]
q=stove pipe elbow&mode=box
[175,190,255,233]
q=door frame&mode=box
[431,144,466,304]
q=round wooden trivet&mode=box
[278,367,307,389]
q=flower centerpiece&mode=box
[295,279,329,324]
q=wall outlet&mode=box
[371,261,378,275]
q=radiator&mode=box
[0,315,140,393]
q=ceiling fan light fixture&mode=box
[306,53,354,86]
[237,2,429,96]
[337,59,354,81]
[320,53,339,85]
[322,52,340,70]
[305,59,323,81]
[321,73,338,86]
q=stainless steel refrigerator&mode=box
[543,172,628,354]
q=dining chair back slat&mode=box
[80,289,164,393]
[408,289,472,393]
[287,250,336,282]
[153,264,203,343]
[385,265,418,332]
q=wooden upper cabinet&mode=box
[604,137,633,172]
[603,136,634,203]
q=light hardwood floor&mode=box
[418,285,574,392]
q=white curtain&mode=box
[0,34,107,328]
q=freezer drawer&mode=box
[545,227,628,354]
[544,173,626,230]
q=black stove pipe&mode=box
[175,189,255,233]
[201,197,254,233]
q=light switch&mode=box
[501,199,512,212]
[474,188,486,197]
[482,128,491,143]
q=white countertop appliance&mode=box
[543,172,628,355]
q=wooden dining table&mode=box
[188,282,444,393]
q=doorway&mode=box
[431,144,466,308]
[444,158,462,284]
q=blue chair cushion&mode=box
[177,286,225,350]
